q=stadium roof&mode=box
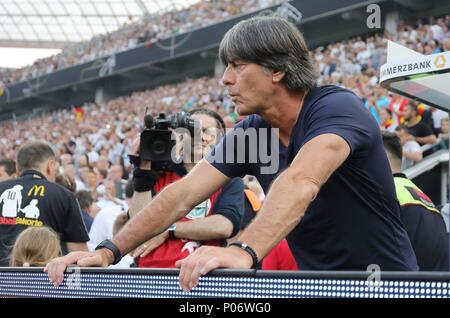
[0,0,199,48]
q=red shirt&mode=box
[138,171,223,268]
[262,239,298,271]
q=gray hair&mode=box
[219,16,318,92]
[17,141,55,172]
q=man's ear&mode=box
[46,159,55,176]
[272,70,285,84]
[45,160,51,176]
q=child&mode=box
[10,227,61,267]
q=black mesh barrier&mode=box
[0,268,449,298]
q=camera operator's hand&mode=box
[133,230,169,258]
[131,136,151,170]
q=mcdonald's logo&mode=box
[28,185,45,197]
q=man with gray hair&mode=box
[0,141,89,266]
[47,16,417,289]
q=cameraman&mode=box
[129,108,244,268]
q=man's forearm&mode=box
[129,191,152,218]
[416,135,437,145]
[174,215,234,241]
[112,180,196,257]
[403,151,422,162]
[237,171,319,260]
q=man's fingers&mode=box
[46,251,105,287]
[178,259,191,291]
[142,238,165,256]
[56,266,66,286]
[188,261,206,291]
[62,252,90,266]
[177,247,218,292]
[141,246,154,257]
[50,262,68,287]
[187,256,222,290]
[199,257,221,276]
[132,246,144,258]
[179,257,198,292]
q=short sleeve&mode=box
[301,90,376,157]
[206,118,253,178]
[418,123,434,137]
[61,192,90,242]
[212,177,245,237]
[405,141,422,153]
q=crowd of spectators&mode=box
[1,15,448,171]
[0,0,281,85]
[312,15,449,166]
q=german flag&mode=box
[74,107,84,121]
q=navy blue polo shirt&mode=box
[207,85,418,271]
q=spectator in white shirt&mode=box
[431,107,449,135]
[87,181,133,251]
[395,125,423,170]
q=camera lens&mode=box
[152,139,167,155]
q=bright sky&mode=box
[0,0,201,70]
[0,47,61,69]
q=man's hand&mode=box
[130,135,151,170]
[175,245,253,292]
[44,249,114,287]
[133,231,169,258]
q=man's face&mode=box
[97,158,109,171]
[380,109,390,123]
[79,166,89,182]
[395,129,407,146]
[110,165,123,181]
[60,154,73,166]
[403,105,413,121]
[374,85,383,97]
[78,156,88,167]
[191,113,221,157]
[105,181,116,198]
[64,164,76,179]
[86,172,97,187]
[221,60,275,116]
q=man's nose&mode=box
[221,66,235,86]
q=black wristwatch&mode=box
[95,239,122,265]
[168,224,177,240]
